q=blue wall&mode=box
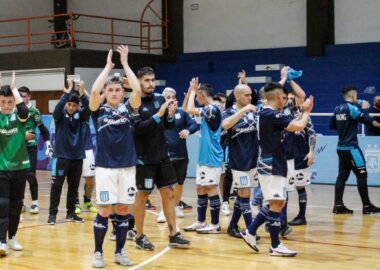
[155,43,380,135]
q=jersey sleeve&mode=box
[222,108,233,120]
[200,104,218,121]
[348,103,373,125]
[272,111,292,129]
[34,108,43,126]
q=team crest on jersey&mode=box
[154,101,160,109]
[10,113,16,121]
[144,178,154,189]
[73,113,79,119]
[142,107,149,112]
[99,191,109,202]
[175,113,181,119]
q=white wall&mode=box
[335,0,380,44]
[184,0,307,53]
[0,0,162,54]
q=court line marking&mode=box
[129,246,171,270]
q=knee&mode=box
[98,205,112,218]
[269,200,285,212]
[196,186,206,195]
[136,192,148,202]
[114,204,129,215]
[160,188,174,199]
[0,197,10,217]
[9,199,23,216]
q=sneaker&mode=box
[8,237,23,251]
[0,243,8,257]
[66,213,84,223]
[157,211,166,223]
[175,206,184,218]
[47,215,56,225]
[332,204,354,214]
[135,234,155,251]
[184,221,207,232]
[75,204,81,214]
[269,243,297,257]
[114,248,133,266]
[127,229,137,241]
[280,224,293,237]
[92,251,105,268]
[196,224,221,234]
[179,200,192,210]
[221,201,231,216]
[227,226,242,239]
[168,232,190,248]
[83,202,98,213]
[29,204,39,214]
[240,229,259,252]
[288,216,307,226]
[109,229,116,241]
[250,203,261,219]
[363,204,380,215]
[145,199,156,210]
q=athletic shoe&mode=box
[47,215,56,225]
[0,243,8,257]
[145,199,156,210]
[109,229,116,241]
[196,224,221,234]
[221,201,231,216]
[66,213,84,223]
[127,229,137,241]
[75,204,81,214]
[183,221,207,232]
[269,243,297,257]
[250,203,261,219]
[363,204,380,215]
[135,234,155,251]
[288,216,307,226]
[29,204,39,214]
[179,201,192,210]
[168,232,190,248]
[332,204,354,214]
[83,202,98,213]
[227,226,242,239]
[175,206,184,218]
[21,205,26,213]
[157,211,166,223]
[280,224,293,237]
[8,237,23,251]
[92,251,105,268]
[240,229,259,252]
[114,248,133,266]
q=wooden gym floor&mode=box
[1,170,380,270]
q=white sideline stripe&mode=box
[129,246,171,270]
[146,210,159,216]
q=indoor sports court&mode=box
[1,0,380,269]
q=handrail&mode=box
[0,2,168,53]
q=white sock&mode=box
[32,200,38,206]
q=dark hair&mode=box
[263,82,284,93]
[0,85,13,97]
[342,85,357,95]
[18,86,30,94]
[137,66,155,78]
[104,74,124,88]
[67,93,80,104]
[199,83,213,97]
[213,92,226,102]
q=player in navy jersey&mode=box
[89,46,141,267]
[222,84,259,238]
[133,67,190,251]
[161,87,199,220]
[47,77,89,226]
[183,78,224,234]
[330,86,380,215]
[366,95,380,136]
[241,82,314,257]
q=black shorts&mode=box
[136,157,177,192]
[0,170,27,200]
[171,158,188,185]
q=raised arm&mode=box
[89,49,114,111]
[10,72,28,121]
[53,79,72,121]
[117,45,141,109]
[286,96,314,132]
[279,66,289,86]
[222,104,256,130]
[186,77,201,116]
[289,80,306,101]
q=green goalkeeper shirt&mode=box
[24,103,43,147]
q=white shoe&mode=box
[270,243,297,257]
[92,251,105,268]
[175,206,184,218]
[8,237,23,251]
[126,229,136,241]
[109,230,116,241]
[0,243,8,256]
[114,248,133,266]
[240,229,259,252]
[221,201,230,216]
[250,204,261,219]
[183,221,207,232]
[196,224,221,234]
[157,211,166,223]
[29,204,39,214]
